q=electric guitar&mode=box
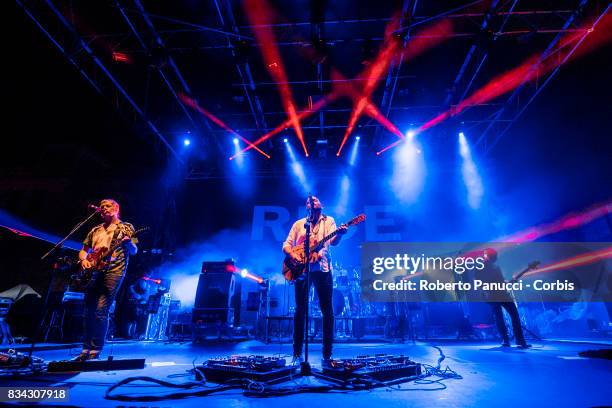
[510,261,541,283]
[75,227,148,288]
[507,260,541,303]
[282,214,365,281]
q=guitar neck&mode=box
[512,265,534,282]
[102,228,144,259]
[311,229,340,252]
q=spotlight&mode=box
[356,136,361,141]
[183,138,191,146]
[283,138,288,143]
[406,130,416,140]
[240,268,248,278]
[233,138,239,145]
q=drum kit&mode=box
[308,263,364,318]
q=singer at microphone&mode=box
[281,195,348,364]
[74,198,138,362]
[88,204,101,212]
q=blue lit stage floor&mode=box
[3,339,611,407]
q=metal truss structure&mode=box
[17,0,609,168]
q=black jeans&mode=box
[294,271,334,358]
[83,270,125,351]
[490,302,526,345]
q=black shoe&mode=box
[71,351,90,362]
[321,358,333,368]
[517,343,532,349]
[291,354,303,365]
[88,351,101,360]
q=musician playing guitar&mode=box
[283,196,347,364]
[478,248,533,349]
[75,199,138,361]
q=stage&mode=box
[6,0,612,407]
[3,339,611,407]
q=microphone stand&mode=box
[30,208,99,359]
[41,209,100,261]
[300,195,314,376]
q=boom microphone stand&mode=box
[30,207,100,358]
[300,194,314,376]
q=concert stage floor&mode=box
[4,339,611,407]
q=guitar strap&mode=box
[105,223,124,261]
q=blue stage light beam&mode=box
[349,136,360,167]
[390,132,426,204]
[285,140,311,194]
[233,138,245,170]
[458,132,484,209]
[334,173,351,217]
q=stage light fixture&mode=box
[240,268,248,278]
[233,138,239,145]
[283,138,288,143]
[356,136,361,141]
[183,138,191,146]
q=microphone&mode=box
[88,204,101,212]
[307,194,314,223]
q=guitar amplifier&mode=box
[192,308,234,326]
[194,273,235,308]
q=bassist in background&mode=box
[75,199,138,361]
[283,196,347,364]
[478,248,531,349]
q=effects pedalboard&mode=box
[321,354,422,382]
[197,355,298,383]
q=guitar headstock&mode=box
[347,214,366,226]
[527,260,541,270]
[134,227,150,235]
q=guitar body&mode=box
[73,249,108,290]
[73,227,149,290]
[282,245,322,281]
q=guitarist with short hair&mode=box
[75,198,138,361]
[283,196,348,364]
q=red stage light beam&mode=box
[498,201,612,243]
[230,94,337,159]
[336,15,402,156]
[233,14,453,156]
[243,0,308,156]
[337,18,454,155]
[521,246,612,279]
[179,93,270,159]
[243,271,264,284]
[377,13,611,155]
[331,69,405,140]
